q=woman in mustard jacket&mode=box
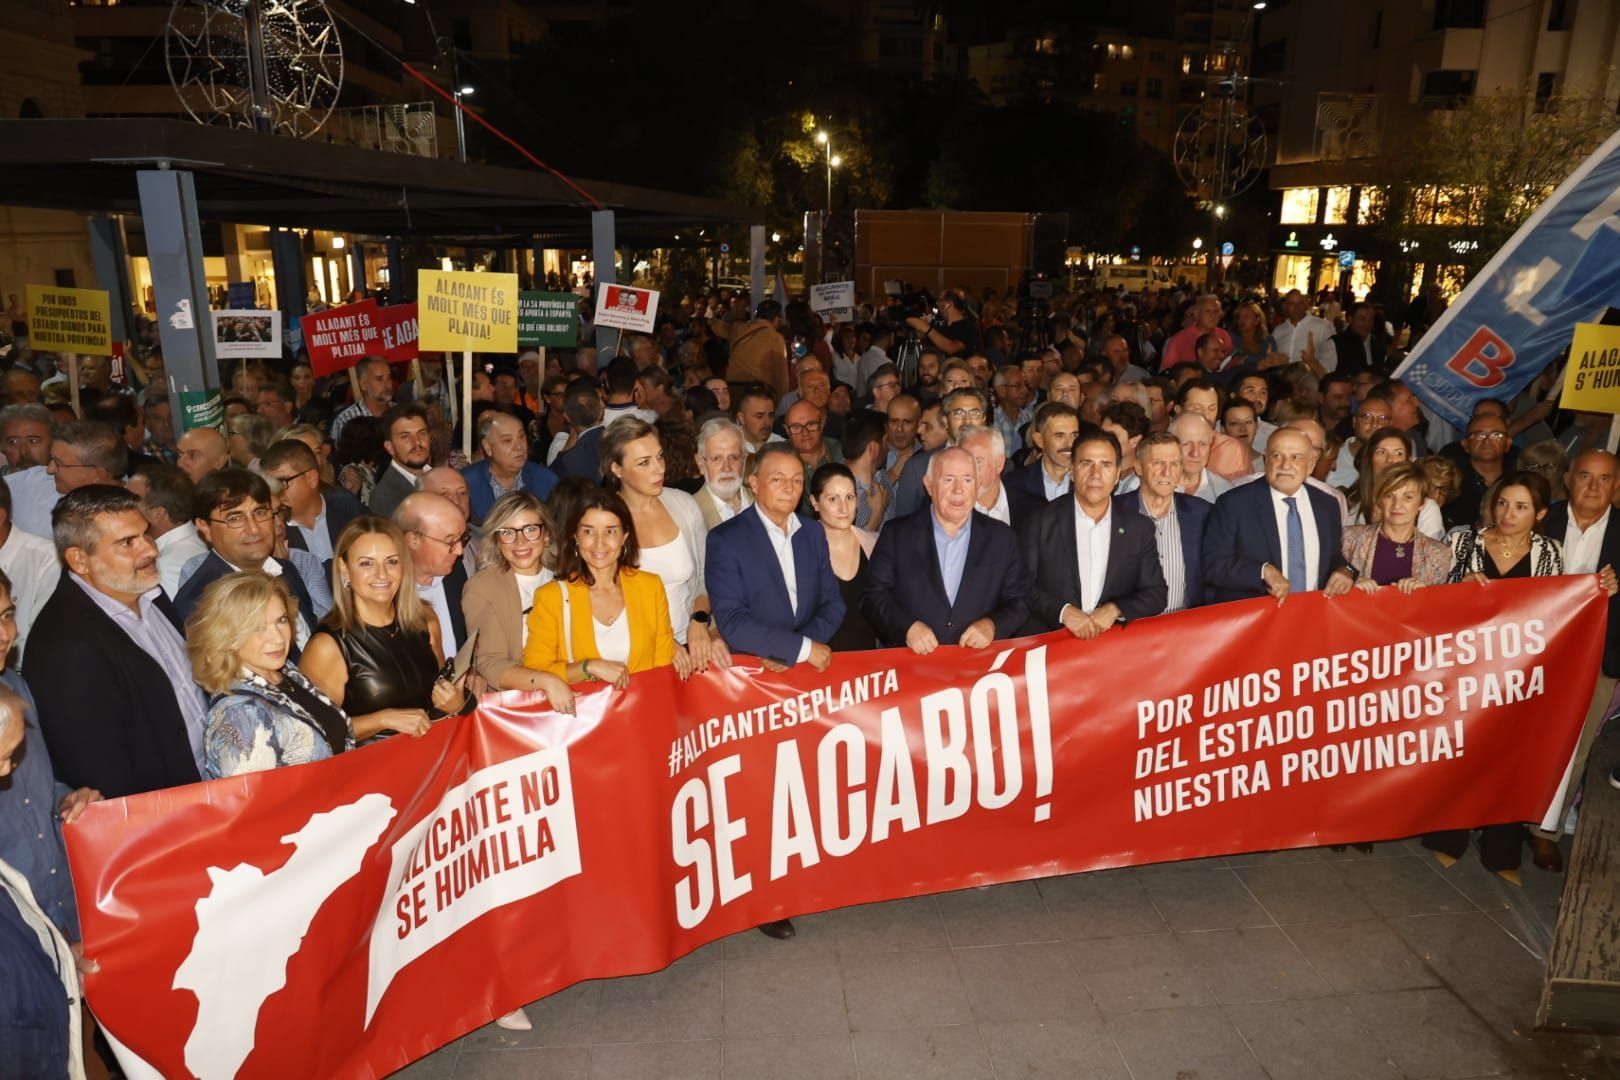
[523,488,677,687]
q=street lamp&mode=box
[453,84,474,162]
[1192,238,1204,250]
[816,129,839,210]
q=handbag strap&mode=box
[557,581,575,665]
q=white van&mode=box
[1097,264,1173,293]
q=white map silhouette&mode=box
[172,793,396,1080]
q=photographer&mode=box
[905,289,980,358]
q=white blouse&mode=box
[593,608,631,664]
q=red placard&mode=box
[304,301,419,375]
[65,577,1606,1078]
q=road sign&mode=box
[1338,250,1356,269]
[1220,242,1234,256]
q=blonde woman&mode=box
[461,491,574,711]
[188,572,352,779]
[1229,301,1277,369]
[226,412,273,469]
[1340,464,1451,592]
[300,516,467,743]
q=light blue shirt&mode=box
[931,511,972,608]
[292,496,334,565]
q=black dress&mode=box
[329,620,438,737]
[829,549,877,652]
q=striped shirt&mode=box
[1135,491,1188,613]
[329,399,389,441]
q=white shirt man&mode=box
[0,524,58,660]
[1268,482,1321,589]
[1270,291,1339,372]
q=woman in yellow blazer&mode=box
[523,488,677,687]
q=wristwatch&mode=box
[690,611,712,626]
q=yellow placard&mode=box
[25,284,112,355]
[416,270,518,353]
[1559,322,1620,413]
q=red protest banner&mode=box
[304,301,419,375]
[65,577,1606,1078]
[374,303,419,364]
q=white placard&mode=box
[211,309,283,359]
[809,281,855,313]
[592,283,660,333]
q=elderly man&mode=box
[0,479,59,660]
[1371,378,1431,456]
[1119,431,1209,611]
[1008,401,1080,502]
[891,386,991,519]
[368,404,432,519]
[397,491,472,658]
[1173,379,1249,481]
[1048,372,1082,410]
[25,486,206,795]
[883,393,922,474]
[863,447,1029,653]
[462,410,558,524]
[990,366,1035,457]
[0,405,53,474]
[1203,428,1354,605]
[172,469,319,640]
[329,355,395,440]
[1531,451,1620,869]
[260,439,361,568]
[127,464,206,600]
[693,418,752,528]
[421,466,479,579]
[1171,412,1233,504]
[958,426,1042,531]
[176,425,230,485]
[1161,293,1230,367]
[1280,418,1351,526]
[1022,429,1166,638]
[1271,289,1338,373]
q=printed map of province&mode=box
[171,793,397,1080]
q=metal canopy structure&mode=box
[0,118,758,244]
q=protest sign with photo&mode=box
[211,309,282,359]
[592,282,659,333]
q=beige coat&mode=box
[711,317,789,397]
[461,566,545,687]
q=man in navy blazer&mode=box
[172,469,319,657]
[462,410,558,523]
[1023,430,1166,637]
[1530,450,1620,866]
[706,444,844,670]
[1113,431,1209,611]
[863,447,1030,652]
[1006,402,1081,504]
[1202,428,1354,604]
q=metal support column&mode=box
[349,243,366,299]
[750,225,766,311]
[269,227,307,320]
[137,168,219,430]
[592,209,616,351]
[386,238,405,303]
[86,214,136,345]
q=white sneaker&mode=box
[495,1007,533,1031]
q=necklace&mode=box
[1384,530,1414,558]
[1494,531,1528,560]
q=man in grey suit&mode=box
[368,403,431,519]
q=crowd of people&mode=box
[2,276,1618,1078]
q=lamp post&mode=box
[453,84,474,163]
[815,130,841,210]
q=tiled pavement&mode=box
[390,839,1620,1079]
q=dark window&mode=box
[1120,79,1137,96]
[18,98,43,119]
[1371,11,1382,47]
[1422,69,1477,107]
[53,269,76,288]
[1433,0,1485,29]
[1145,78,1163,98]
[1536,72,1559,111]
[1548,0,1574,31]
[878,36,901,57]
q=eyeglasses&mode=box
[786,421,823,435]
[872,380,899,392]
[493,523,546,543]
[410,528,471,549]
[1358,412,1392,424]
[266,467,314,486]
[1468,431,1508,442]
[210,506,275,530]
[949,408,986,421]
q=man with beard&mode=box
[367,403,432,519]
[693,418,752,529]
[25,486,207,795]
[1022,429,1166,637]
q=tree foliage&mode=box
[1380,83,1616,280]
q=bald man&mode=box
[395,491,474,665]
[177,426,230,485]
[862,447,1030,652]
[420,467,478,578]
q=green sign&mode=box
[178,388,223,432]
[517,291,579,348]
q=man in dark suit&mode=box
[1115,431,1210,611]
[1006,402,1080,503]
[367,404,432,519]
[863,447,1030,653]
[1203,428,1354,605]
[396,492,473,664]
[890,387,990,518]
[706,444,844,671]
[1530,450,1620,869]
[1023,430,1166,637]
[174,470,320,662]
[260,438,361,568]
[24,485,206,796]
[1328,302,1389,380]
[958,426,1044,534]
[705,442,845,942]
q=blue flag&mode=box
[1397,127,1620,428]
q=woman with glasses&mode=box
[301,516,468,744]
[461,491,573,711]
[522,489,676,688]
[1347,426,1445,539]
[600,416,728,679]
